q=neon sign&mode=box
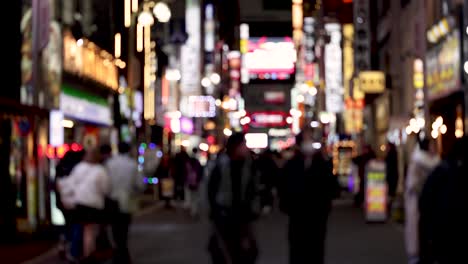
[250,111,289,127]
[46,143,84,159]
[245,37,296,80]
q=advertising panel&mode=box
[426,30,461,100]
[245,133,268,149]
[325,23,344,113]
[63,32,118,90]
[353,0,371,71]
[365,160,387,222]
[185,96,216,118]
[264,91,286,104]
[250,111,288,128]
[358,71,385,93]
[60,85,112,126]
[49,110,64,147]
[21,0,62,108]
[244,37,296,80]
[180,0,201,95]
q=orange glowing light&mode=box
[46,146,55,159]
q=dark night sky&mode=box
[89,0,123,53]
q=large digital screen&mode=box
[244,37,296,80]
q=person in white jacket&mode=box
[63,148,111,259]
[405,138,439,264]
[106,142,144,264]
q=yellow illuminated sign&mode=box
[413,58,424,89]
[343,24,354,99]
[63,32,118,90]
[359,71,385,93]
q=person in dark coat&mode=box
[385,143,399,200]
[156,154,173,209]
[173,147,190,202]
[419,136,468,264]
[187,148,203,217]
[257,149,279,213]
[352,144,376,207]
[207,133,260,264]
[279,128,339,264]
[55,149,85,260]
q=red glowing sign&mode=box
[46,143,83,159]
[57,144,70,159]
[207,135,216,145]
[162,74,169,106]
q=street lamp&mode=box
[138,10,155,27]
[153,2,171,23]
[209,73,221,85]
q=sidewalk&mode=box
[19,198,407,264]
[16,200,162,264]
[0,240,56,264]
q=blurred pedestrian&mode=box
[94,144,115,257]
[279,128,339,264]
[100,144,113,164]
[106,142,143,264]
[55,149,85,261]
[186,148,203,217]
[173,147,190,204]
[59,148,111,261]
[352,144,376,207]
[156,154,173,209]
[257,150,279,214]
[404,137,439,264]
[419,136,468,264]
[385,143,399,203]
[207,133,260,264]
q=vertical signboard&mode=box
[303,17,315,65]
[204,4,215,53]
[180,0,201,96]
[353,0,371,72]
[325,23,343,113]
[49,110,64,147]
[365,160,388,222]
[228,51,241,97]
[240,23,249,84]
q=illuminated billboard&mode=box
[249,111,289,128]
[245,133,268,149]
[244,37,296,80]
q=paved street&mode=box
[23,200,406,264]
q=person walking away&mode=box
[208,133,260,264]
[419,136,468,264]
[106,142,144,264]
[257,150,278,214]
[156,154,174,209]
[59,148,111,261]
[96,144,116,256]
[173,147,190,205]
[187,148,203,217]
[55,149,85,261]
[385,143,399,207]
[100,144,113,163]
[279,128,339,264]
[352,145,376,207]
[404,138,439,264]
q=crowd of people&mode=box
[55,143,142,264]
[203,132,468,264]
[53,132,468,264]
